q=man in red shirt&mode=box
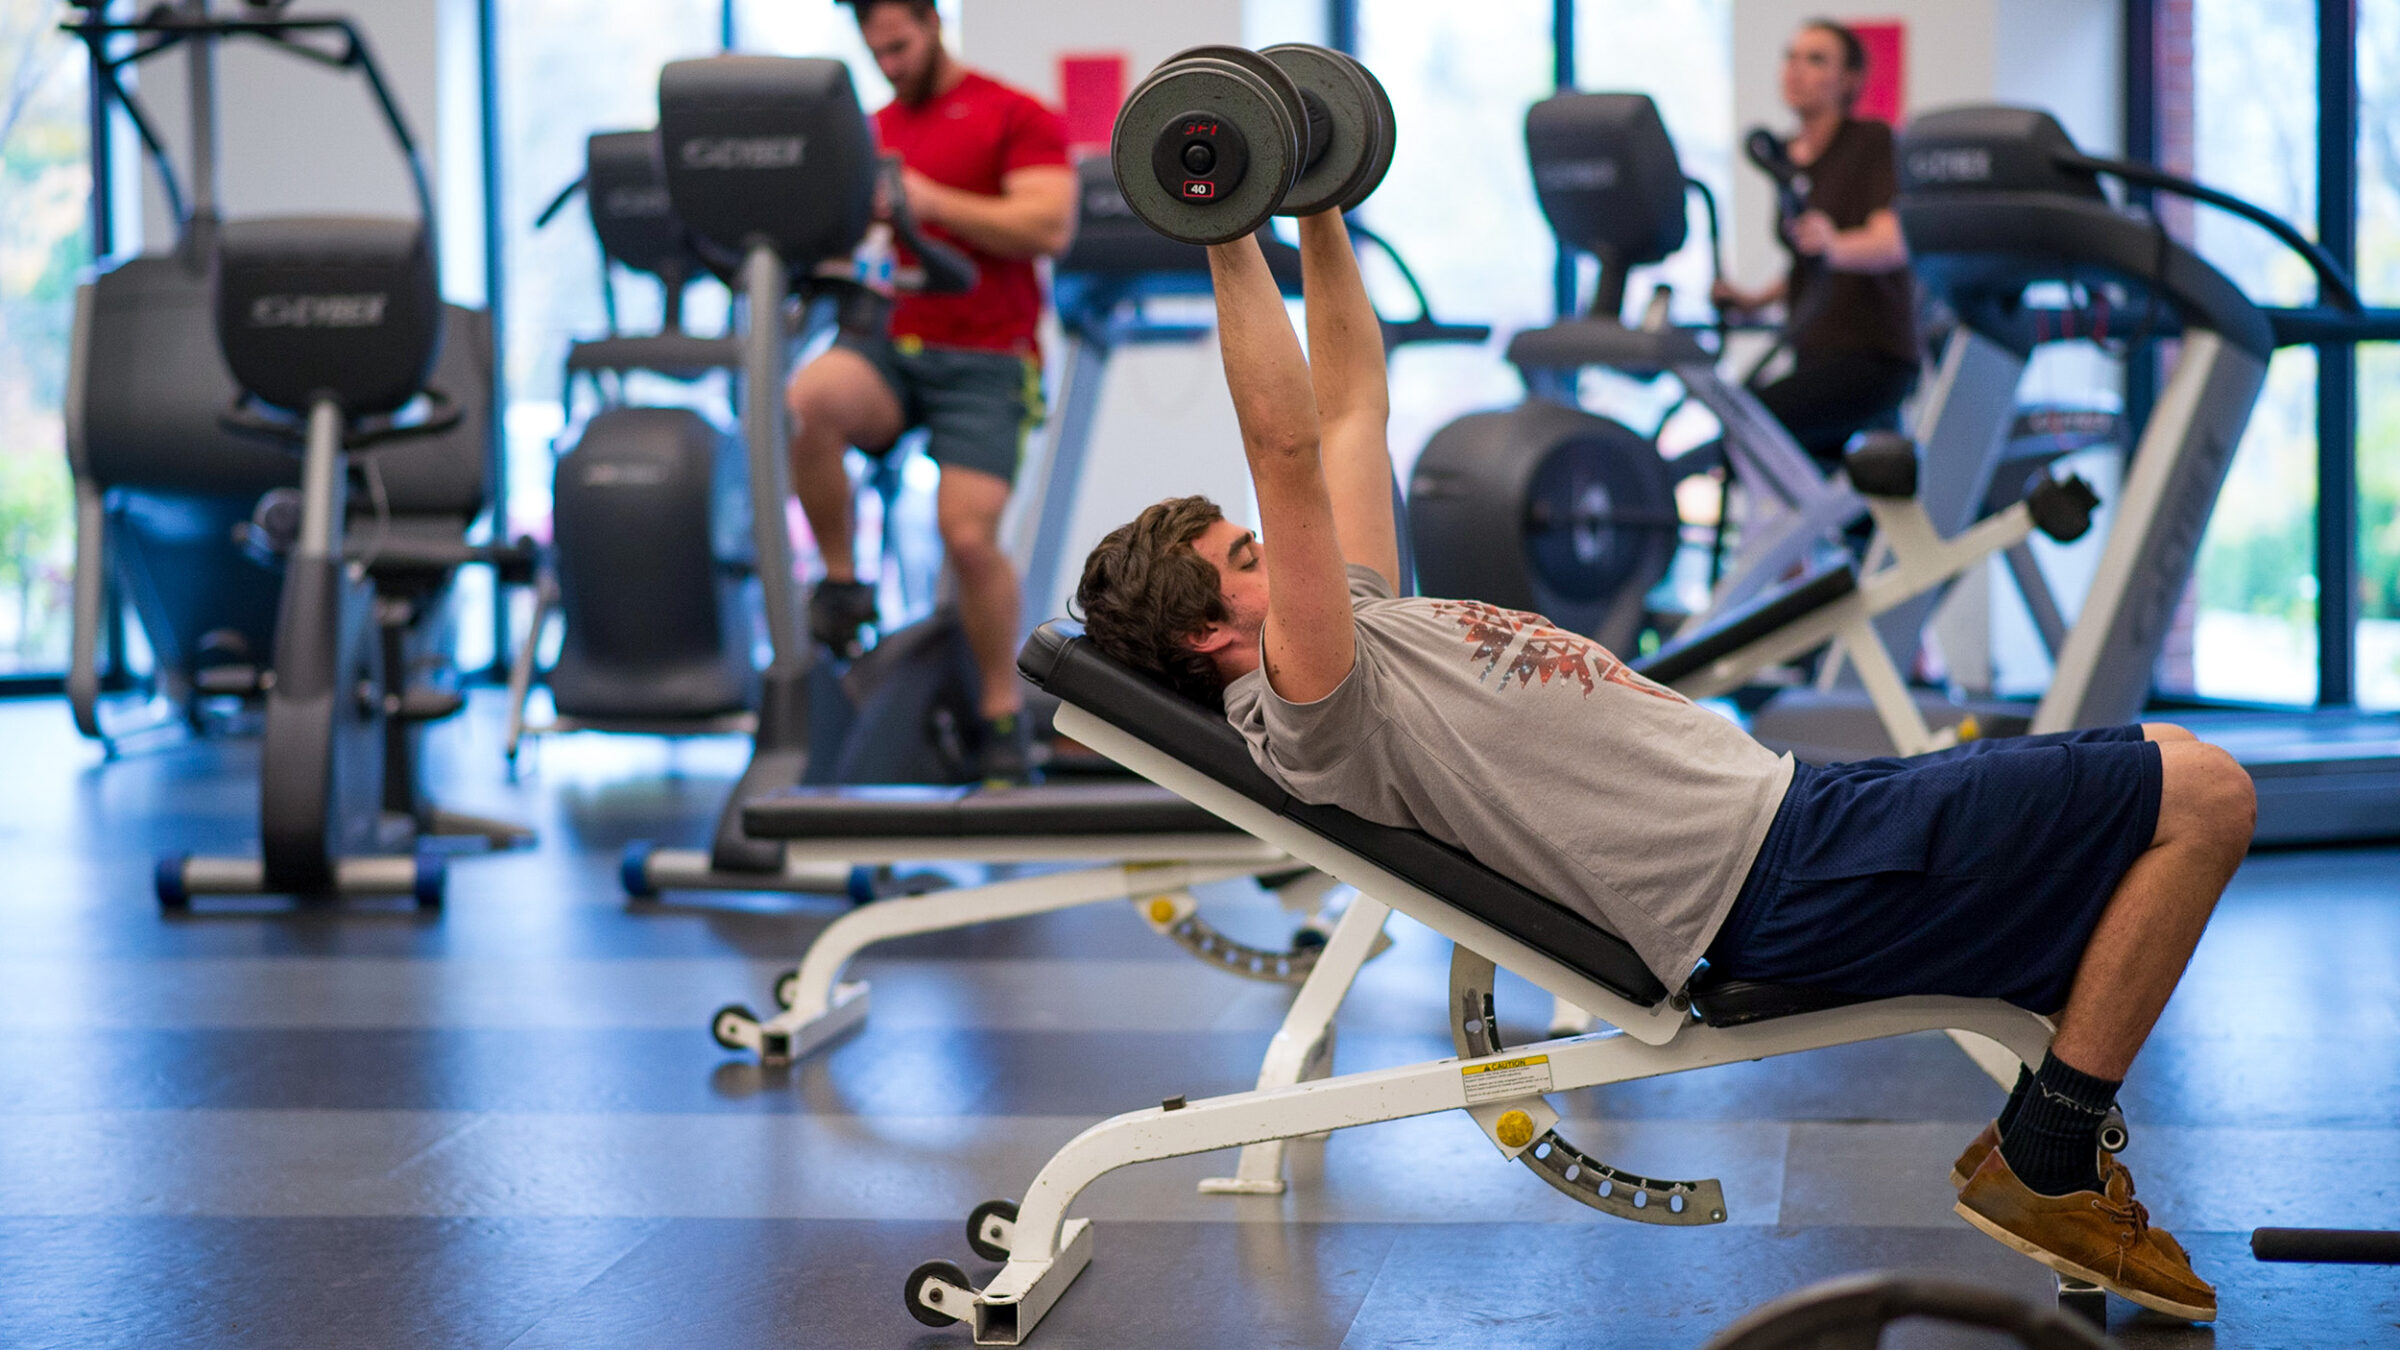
[788,0,1074,781]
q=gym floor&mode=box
[3,694,2396,1350]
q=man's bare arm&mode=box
[904,165,1076,259]
[1296,212,1400,591]
[1208,233,1356,704]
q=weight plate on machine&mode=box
[1260,44,1385,217]
[1113,55,1300,246]
[1409,402,1677,639]
[1521,424,1679,605]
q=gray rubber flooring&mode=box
[2,693,2396,1348]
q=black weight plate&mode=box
[1261,44,1381,217]
[1112,57,1297,246]
[1522,428,1679,606]
[1350,54,1397,212]
[1167,45,1309,189]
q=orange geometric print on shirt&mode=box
[1430,599,1683,702]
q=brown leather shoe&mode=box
[1950,1121,2000,1187]
[1955,1149,2216,1321]
[1950,1126,2193,1266]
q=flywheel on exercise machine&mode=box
[1407,400,1680,651]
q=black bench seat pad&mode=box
[743,781,1240,840]
[1019,622,1672,1008]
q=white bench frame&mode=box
[907,702,2056,1345]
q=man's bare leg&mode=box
[785,347,905,585]
[2050,732,2253,1077]
[936,465,1023,721]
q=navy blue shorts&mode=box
[1703,727,2163,1013]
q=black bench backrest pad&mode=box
[1020,622,1670,1007]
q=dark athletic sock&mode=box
[1997,1053,2120,1196]
[1996,1065,2034,1137]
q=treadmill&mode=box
[1746,106,2400,843]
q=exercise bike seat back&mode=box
[1510,91,1698,368]
[658,56,877,279]
[215,216,442,421]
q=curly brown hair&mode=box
[1071,495,1232,707]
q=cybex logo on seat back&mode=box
[1534,158,1620,191]
[1905,147,1993,184]
[679,135,807,170]
[603,186,673,217]
[249,294,389,328]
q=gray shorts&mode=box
[834,331,1045,487]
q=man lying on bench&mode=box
[1068,210,2254,1322]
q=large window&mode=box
[495,2,727,547]
[1573,0,1732,332]
[2169,0,2321,705]
[2358,5,2400,708]
[0,2,89,676]
[1354,0,1559,484]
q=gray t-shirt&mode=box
[1225,566,1794,988]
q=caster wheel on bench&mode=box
[906,1259,971,1327]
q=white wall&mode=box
[1993,0,2122,158]
[963,0,1262,621]
[965,0,1242,100]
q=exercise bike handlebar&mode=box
[2054,149,2362,313]
[220,387,463,451]
[877,155,980,296]
[1344,220,1489,346]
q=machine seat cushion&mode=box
[1505,319,1710,376]
[1684,966,1881,1028]
[565,334,742,380]
[1636,564,1859,687]
[743,781,1239,840]
[1018,623,1672,1008]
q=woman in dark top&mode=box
[1713,19,1919,466]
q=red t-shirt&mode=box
[874,70,1068,354]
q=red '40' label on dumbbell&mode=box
[1181,181,1217,199]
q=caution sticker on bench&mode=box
[1461,1054,1552,1104]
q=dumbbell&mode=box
[1110,43,1395,246]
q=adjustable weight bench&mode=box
[706,781,1388,1076]
[898,622,2059,1344]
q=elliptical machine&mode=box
[62,2,510,770]
[503,128,757,764]
[1409,93,1872,656]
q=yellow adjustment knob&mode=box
[1146,896,1178,925]
[1957,715,1981,741]
[1495,1109,1535,1150]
